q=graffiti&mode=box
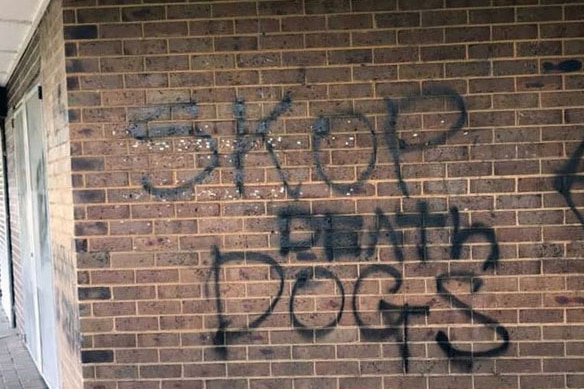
[128,102,221,200]
[396,201,447,262]
[434,271,509,365]
[208,202,508,371]
[53,244,82,353]
[554,139,584,230]
[312,112,377,194]
[542,59,583,73]
[352,264,430,373]
[129,87,467,199]
[231,93,298,196]
[383,86,467,196]
[277,202,498,268]
[278,208,362,261]
[124,84,524,370]
[211,246,284,358]
[450,207,499,270]
[289,267,345,334]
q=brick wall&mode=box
[41,0,85,387]
[62,0,584,388]
[4,0,83,387]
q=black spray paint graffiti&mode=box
[312,112,378,194]
[209,203,509,372]
[129,86,466,199]
[554,139,584,230]
[129,102,220,200]
[53,245,82,353]
[542,59,583,73]
[383,86,467,197]
[210,246,284,358]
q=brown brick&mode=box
[305,32,349,49]
[169,72,214,87]
[493,93,538,109]
[469,42,514,59]
[470,7,514,24]
[516,41,562,57]
[122,6,164,22]
[113,286,156,301]
[305,0,351,14]
[94,334,136,348]
[428,376,473,389]
[235,17,279,34]
[184,363,226,378]
[167,4,211,19]
[422,10,467,26]
[398,28,444,44]
[352,30,397,46]
[216,70,259,86]
[281,51,326,67]
[470,77,515,93]
[520,375,565,389]
[116,349,158,364]
[217,36,258,51]
[140,365,182,379]
[470,111,515,127]
[340,377,382,389]
[329,14,373,30]
[95,365,138,380]
[399,0,443,10]
[258,0,302,15]
[493,59,538,76]
[398,64,444,80]
[329,49,373,65]
[136,269,179,283]
[125,73,168,89]
[99,23,142,39]
[306,67,351,83]
[518,109,563,125]
[145,55,189,71]
[517,75,562,91]
[544,359,584,373]
[352,0,396,11]
[517,6,562,22]
[475,375,518,389]
[238,52,282,68]
[376,12,420,28]
[123,39,167,55]
[499,162,541,179]
[493,24,538,40]
[144,21,189,37]
[212,2,256,17]
[446,26,490,42]
[421,45,466,61]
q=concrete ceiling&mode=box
[0,0,49,86]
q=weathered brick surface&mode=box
[3,0,84,388]
[3,0,584,388]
